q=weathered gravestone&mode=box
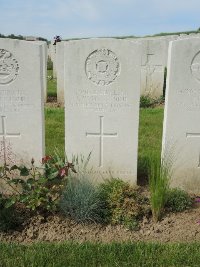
[138,38,167,98]
[35,41,47,102]
[64,38,141,183]
[56,41,64,105]
[0,38,45,167]
[162,37,200,193]
[50,42,57,78]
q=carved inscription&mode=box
[68,88,131,112]
[0,49,19,85]
[191,51,200,82]
[186,132,200,168]
[0,89,33,112]
[177,88,200,111]
[85,49,120,86]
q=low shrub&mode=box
[60,175,102,223]
[98,178,150,230]
[140,95,164,108]
[165,188,193,212]
[0,194,19,231]
[1,153,77,213]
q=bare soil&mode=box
[1,203,200,244]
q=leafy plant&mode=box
[60,175,102,223]
[165,188,193,212]
[98,178,149,230]
[0,194,19,231]
[47,58,53,70]
[140,96,154,108]
[1,153,76,213]
[140,95,164,108]
[148,153,172,222]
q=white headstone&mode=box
[35,41,47,102]
[133,38,167,98]
[64,38,141,183]
[162,37,200,193]
[56,42,64,105]
[0,38,45,166]
[50,42,57,78]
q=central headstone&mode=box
[64,39,141,183]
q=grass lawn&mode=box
[47,70,57,97]
[1,242,200,267]
[45,107,64,155]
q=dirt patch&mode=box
[1,203,200,244]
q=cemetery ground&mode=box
[1,76,200,266]
[1,105,200,266]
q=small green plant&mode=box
[1,153,76,213]
[98,178,149,230]
[60,175,102,223]
[140,95,164,108]
[140,95,154,108]
[47,58,53,70]
[165,188,193,212]
[148,153,172,222]
[0,194,19,231]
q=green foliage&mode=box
[98,178,149,230]
[47,58,53,70]
[1,154,76,213]
[165,188,193,212]
[140,95,154,108]
[60,175,102,223]
[47,70,57,97]
[138,108,164,185]
[148,154,171,222]
[0,194,19,231]
[140,95,164,108]
[45,107,64,156]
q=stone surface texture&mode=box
[64,38,141,183]
[162,37,200,193]
[0,38,45,167]
[56,41,64,105]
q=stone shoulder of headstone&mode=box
[162,37,200,194]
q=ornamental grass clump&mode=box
[148,153,172,222]
[60,175,103,223]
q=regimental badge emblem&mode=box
[85,48,120,86]
[0,49,19,85]
[191,51,200,82]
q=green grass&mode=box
[45,107,64,155]
[1,242,200,266]
[138,108,164,184]
[47,70,57,97]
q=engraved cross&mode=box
[86,116,118,167]
[141,54,163,92]
[0,116,20,164]
[186,131,200,168]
